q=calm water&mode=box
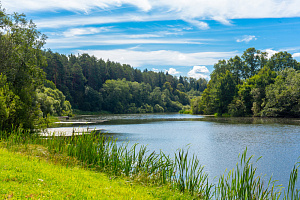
[50,113,300,188]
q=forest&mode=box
[41,50,207,113]
[1,7,300,132]
[192,48,300,117]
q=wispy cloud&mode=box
[4,0,300,28]
[76,49,235,67]
[35,14,172,28]
[236,35,257,43]
[183,19,209,30]
[62,27,112,37]
[187,66,210,79]
[46,37,204,49]
[2,0,152,13]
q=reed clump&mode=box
[0,129,299,199]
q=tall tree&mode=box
[0,8,47,130]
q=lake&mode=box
[48,113,300,189]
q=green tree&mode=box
[0,74,22,130]
[230,66,276,116]
[242,48,267,78]
[0,8,47,130]
[262,68,300,117]
[216,71,237,114]
[267,51,299,71]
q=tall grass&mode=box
[215,149,282,199]
[1,129,299,199]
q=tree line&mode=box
[41,50,207,113]
[192,48,300,117]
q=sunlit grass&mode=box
[0,148,191,199]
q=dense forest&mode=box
[192,48,300,117]
[41,51,207,113]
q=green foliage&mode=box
[41,50,206,113]
[98,79,188,113]
[195,47,300,118]
[154,104,164,113]
[0,8,47,131]
[179,105,192,114]
[36,81,72,117]
[262,68,300,117]
[228,99,247,117]
[0,74,22,131]
[0,9,73,132]
[267,51,300,71]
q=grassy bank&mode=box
[0,130,299,199]
[0,147,192,199]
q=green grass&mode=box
[0,147,192,199]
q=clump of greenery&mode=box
[192,48,300,118]
[179,105,192,114]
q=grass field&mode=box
[0,147,192,199]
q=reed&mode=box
[1,129,299,199]
[174,149,213,198]
[215,149,282,199]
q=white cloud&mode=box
[187,66,210,79]
[1,0,151,13]
[62,27,112,37]
[236,35,257,43]
[167,68,180,75]
[46,37,203,49]
[151,68,159,72]
[292,53,300,58]
[3,0,300,28]
[183,19,209,30]
[265,49,278,58]
[76,49,235,67]
[34,14,173,28]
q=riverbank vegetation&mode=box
[1,130,299,199]
[191,48,300,117]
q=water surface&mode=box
[49,113,300,188]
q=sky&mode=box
[2,0,300,79]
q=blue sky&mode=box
[3,0,300,79]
